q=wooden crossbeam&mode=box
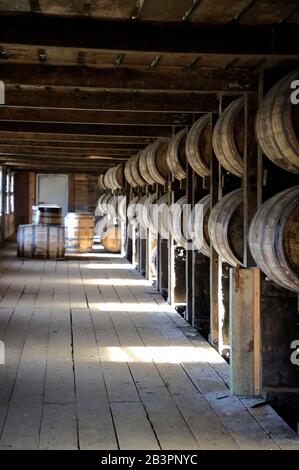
[0,64,256,92]
[0,122,173,137]
[0,132,153,144]
[0,106,193,126]
[3,85,220,113]
[0,15,297,55]
[0,140,144,150]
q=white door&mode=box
[36,174,68,218]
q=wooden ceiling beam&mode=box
[0,147,130,157]
[0,15,297,55]
[0,106,193,126]
[0,156,115,167]
[0,155,125,164]
[0,131,153,144]
[4,84,220,113]
[0,140,144,151]
[0,122,173,137]
[0,64,256,92]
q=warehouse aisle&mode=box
[0,242,298,450]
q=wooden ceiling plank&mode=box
[238,0,299,25]
[191,0,251,23]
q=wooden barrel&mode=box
[147,138,169,185]
[169,195,189,249]
[131,152,146,187]
[65,212,94,253]
[167,129,187,180]
[104,164,123,190]
[190,194,210,257]
[208,189,244,267]
[101,225,122,253]
[17,224,65,259]
[98,174,107,191]
[150,193,169,239]
[139,145,156,185]
[212,97,244,177]
[127,196,140,227]
[124,156,139,188]
[185,114,211,177]
[249,186,299,292]
[142,193,157,234]
[96,193,111,216]
[32,205,62,225]
[255,69,299,174]
[103,169,113,190]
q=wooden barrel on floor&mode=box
[147,138,170,185]
[190,194,210,257]
[185,114,211,177]
[101,225,122,253]
[208,189,244,267]
[65,213,94,253]
[17,224,65,259]
[167,129,187,180]
[255,69,299,174]
[212,97,244,177]
[139,145,156,185]
[32,205,62,225]
[249,186,299,292]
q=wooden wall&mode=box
[69,174,100,214]
[12,172,100,236]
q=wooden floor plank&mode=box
[68,261,88,309]
[0,244,297,450]
[71,308,118,450]
[35,260,56,308]
[0,308,51,450]
[0,306,34,436]
[111,402,160,450]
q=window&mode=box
[5,172,14,215]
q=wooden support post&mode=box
[167,179,175,306]
[230,92,261,395]
[146,229,152,282]
[210,113,221,350]
[186,161,193,323]
[230,267,261,396]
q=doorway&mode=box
[36,174,69,218]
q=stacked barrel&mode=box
[121,69,299,294]
[96,163,125,253]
